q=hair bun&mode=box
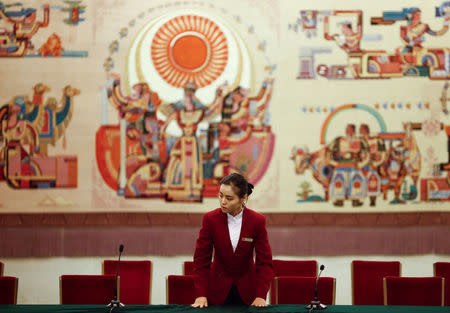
[247,182,254,196]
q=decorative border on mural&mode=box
[0,212,448,226]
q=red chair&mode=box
[183,261,194,275]
[0,277,18,304]
[104,260,152,304]
[352,260,401,305]
[60,275,117,305]
[270,260,317,304]
[274,276,335,305]
[0,261,4,276]
[383,276,444,306]
[434,262,450,306]
[167,275,196,305]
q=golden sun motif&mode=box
[151,15,228,88]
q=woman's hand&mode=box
[191,296,208,308]
[251,297,267,307]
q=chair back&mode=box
[104,260,152,304]
[0,276,18,304]
[60,275,117,305]
[352,260,401,305]
[0,261,4,276]
[274,276,335,305]
[167,275,196,305]
[434,262,450,306]
[270,260,317,304]
[183,261,194,275]
[383,276,444,306]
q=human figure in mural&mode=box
[248,79,274,130]
[379,141,407,204]
[220,86,250,133]
[0,3,50,54]
[377,122,421,204]
[202,79,273,179]
[1,97,39,156]
[334,22,362,53]
[359,124,386,169]
[218,78,274,134]
[324,10,363,54]
[192,173,273,308]
[328,123,369,207]
[108,78,160,118]
[161,81,224,202]
[140,111,162,160]
[329,124,367,164]
[400,8,450,53]
[359,124,386,206]
[107,75,166,197]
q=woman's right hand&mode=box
[191,296,208,308]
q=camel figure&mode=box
[37,85,80,155]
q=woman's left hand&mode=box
[251,297,267,307]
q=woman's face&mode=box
[218,184,246,216]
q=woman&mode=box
[192,173,273,307]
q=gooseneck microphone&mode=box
[107,244,125,312]
[306,264,327,311]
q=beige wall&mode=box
[2,254,449,305]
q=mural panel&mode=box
[0,0,448,214]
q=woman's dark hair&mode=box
[220,173,254,198]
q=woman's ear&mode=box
[242,194,248,206]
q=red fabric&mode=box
[434,262,450,306]
[167,275,196,305]
[352,260,401,305]
[274,276,335,305]
[0,276,18,304]
[104,260,152,305]
[270,260,317,304]
[60,275,116,305]
[384,276,444,306]
[184,261,194,275]
[193,208,274,305]
[0,261,3,276]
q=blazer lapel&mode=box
[233,207,247,255]
[221,210,234,256]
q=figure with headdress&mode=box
[160,82,208,202]
[400,8,449,52]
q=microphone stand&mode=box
[306,265,327,312]
[107,244,125,312]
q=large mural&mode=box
[0,0,448,213]
[96,13,275,202]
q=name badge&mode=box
[242,237,253,242]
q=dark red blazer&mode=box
[193,207,273,305]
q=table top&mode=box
[0,304,448,313]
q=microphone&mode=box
[107,244,125,312]
[306,264,327,311]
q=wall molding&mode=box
[0,212,449,227]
